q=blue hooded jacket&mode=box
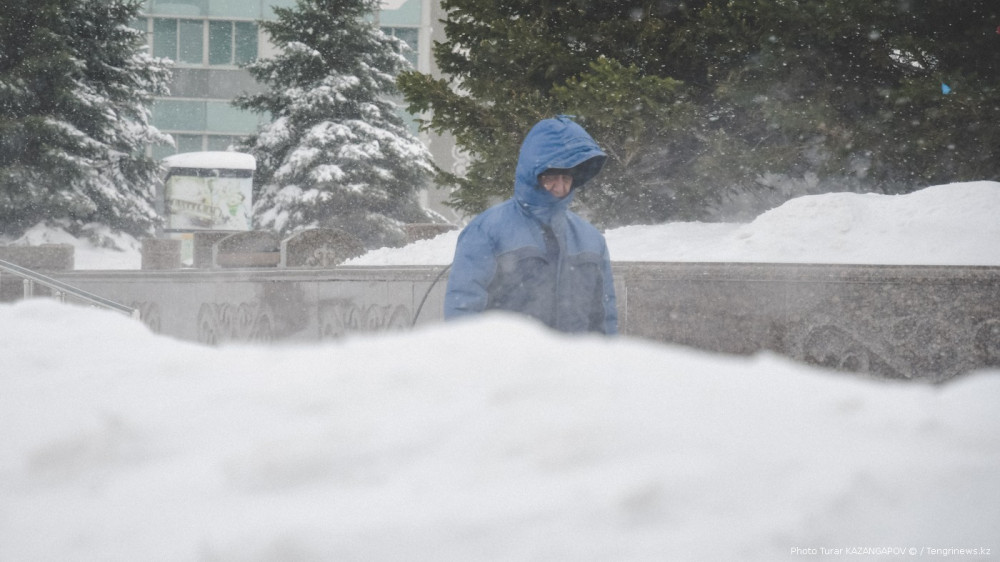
[444,116,618,334]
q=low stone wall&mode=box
[0,244,75,302]
[616,263,999,383]
[44,262,1000,383]
[49,267,447,346]
[0,244,74,270]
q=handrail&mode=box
[0,258,139,319]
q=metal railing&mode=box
[0,258,139,319]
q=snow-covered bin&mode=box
[157,151,256,266]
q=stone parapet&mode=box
[213,231,280,268]
[279,228,365,268]
[140,239,182,270]
[192,232,232,268]
[47,262,1000,382]
[0,244,74,271]
[614,262,1000,383]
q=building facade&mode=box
[137,0,463,222]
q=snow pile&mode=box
[7,222,142,270]
[346,229,460,265]
[608,181,1000,265]
[1,299,998,560]
[346,181,1000,266]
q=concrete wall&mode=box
[19,263,997,383]
[615,263,999,383]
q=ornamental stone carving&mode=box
[319,300,411,339]
[197,302,274,344]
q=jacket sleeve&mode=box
[444,222,497,320]
[600,240,619,335]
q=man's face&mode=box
[539,172,573,198]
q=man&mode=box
[444,115,618,334]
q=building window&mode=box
[152,99,264,133]
[175,134,206,154]
[234,22,258,64]
[209,21,258,66]
[152,18,179,60]
[153,99,207,131]
[152,18,203,64]
[150,98,266,158]
[208,21,231,65]
[179,20,204,63]
[151,18,256,66]
[383,27,418,68]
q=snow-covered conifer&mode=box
[235,0,433,249]
[0,0,172,242]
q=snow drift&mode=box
[1,300,998,560]
[348,181,1000,266]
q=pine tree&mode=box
[401,0,1000,224]
[235,0,433,249]
[847,0,1000,188]
[694,0,1000,201]
[551,57,696,224]
[0,0,172,241]
[399,0,719,224]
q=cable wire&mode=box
[411,263,453,327]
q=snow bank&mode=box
[346,181,1000,266]
[608,181,1000,265]
[8,222,142,270]
[1,300,998,559]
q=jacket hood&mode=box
[513,116,607,222]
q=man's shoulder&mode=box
[464,199,523,231]
[566,210,605,239]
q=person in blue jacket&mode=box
[444,115,618,334]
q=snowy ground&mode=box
[1,182,999,559]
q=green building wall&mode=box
[139,0,426,158]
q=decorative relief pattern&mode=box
[792,311,995,382]
[304,246,339,268]
[197,302,274,345]
[319,300,411,340]
[973,318,1000,366]
[794,322,906,380]
[51,264,995,381]
[883,313,965,379]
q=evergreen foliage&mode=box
[0,0,171,240]
[400,0,1000,224]
[235,0,433,249]
[399,0,689,221]
[695,0,1000,206]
